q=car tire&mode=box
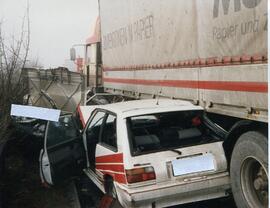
[104,179,123,208]
[106,180,118,199]
[230,131,268,208]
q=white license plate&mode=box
[172,154,215,176]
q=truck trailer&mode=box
[80,0,268,207]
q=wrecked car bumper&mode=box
[116,172,230,208]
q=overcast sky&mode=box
[0,0,98,68]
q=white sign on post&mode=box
[11,104,61,122]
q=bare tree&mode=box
[25,57,43,69]
[0,4,30,143]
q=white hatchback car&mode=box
[40,99,230,208]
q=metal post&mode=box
[0,41,2,71]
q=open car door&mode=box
[40,114,85,185]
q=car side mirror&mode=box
[70,48,76,61]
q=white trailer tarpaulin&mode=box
[99,0,267,68]
[99,0,267,122]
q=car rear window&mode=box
[126,110,219,155]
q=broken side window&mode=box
[46,115,79,148]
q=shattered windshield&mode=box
[87,94,125,105]
[127,110,221,155]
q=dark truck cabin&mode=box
[126,110,227,156]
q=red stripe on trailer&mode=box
[198,81,267,92]
[96,153,124,163]
[103,77,268,93]
[102,54,267,71]
[96,164,125,173]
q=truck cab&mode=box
[84,17,102,88]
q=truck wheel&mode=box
[230,131,268,208]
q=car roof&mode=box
[89,99,203,118]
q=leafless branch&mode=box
[0,2,31,142]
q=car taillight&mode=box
[126,166,156,183]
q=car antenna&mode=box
[156,73,168,105]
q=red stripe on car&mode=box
[96,153,124,163]
[100,170,127,184]
[96,164,125,173]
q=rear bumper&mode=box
[116,172,230,208]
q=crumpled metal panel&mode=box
[22,67,85,113]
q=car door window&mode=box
[100,114,117,151]
[46,115,79,148]
[86,111,106,143]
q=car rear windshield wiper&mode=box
[170,149,182,155]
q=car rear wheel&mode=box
[230,131,268,208]
[108,182,117,199]
[103,179,123,208]
[105,178,117,199]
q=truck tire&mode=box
[230,131,268,208]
